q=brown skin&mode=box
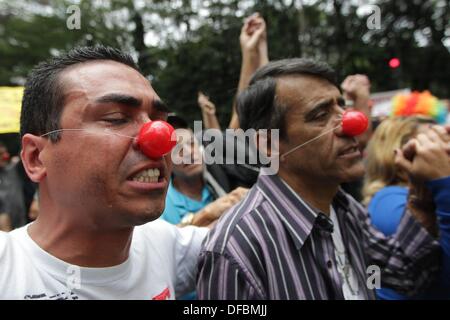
[276,75,365,215]
[395,125,450,234]
[21,60,170,267]
[191,187,248,227]
[171,128,204,200]
[229,13,269,129]
[171,129,248,226]
[0,213,12,232]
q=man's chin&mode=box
[123,204,166,226]
[131,212,163,226]
[340,166,365,183]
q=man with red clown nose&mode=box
[197,58,445,300]
[0,46,208,300]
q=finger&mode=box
[341,76,355,91]
[444,124,450,135]
[355,74,369,85]
[416,133,433,149]
[394,148,413,174]
[402,139,417,161]
[430,125,450,143]
[424,127,444,144]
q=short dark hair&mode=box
[20,45,140,142]
[167,114,189,130]
[237,58,337,140]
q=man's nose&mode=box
[134,120,177,159]
[132,118,151,150]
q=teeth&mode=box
[132,168,160,182]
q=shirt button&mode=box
[327,260,332,268]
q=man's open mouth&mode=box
[129,168,161,183]
[338,145,360,157]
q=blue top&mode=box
[368,176,450,299]
[161,179,214,300]
[161,179,214,225]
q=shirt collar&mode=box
[256,168,349,250]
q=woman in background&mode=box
[363,116,450,299]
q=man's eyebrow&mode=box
[95,94,142,107]
[304,98,334,121]
[153,99,170,113]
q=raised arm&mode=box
[197,91,221,130]
[229,13,269,129]
[359,125,450,296]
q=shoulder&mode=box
[201,186,269,257]
[368,186,408,221]
[135,218,180,242]
[0,227,27,289]
[136,219,208,250]
[371,186,408,203]
[0,227,25,258]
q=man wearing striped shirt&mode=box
[196,58,442,300]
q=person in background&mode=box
[197,13,269,131]
[363,116,450,299]
[0,198,12,231]
[340,74,373,202]
[229,12,269,130]
[0,141,28,230]
[28,189,39,221]
[195,13,270,190]
[197,92,221,130]
[161,115,247,228]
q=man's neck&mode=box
[173,174,204,201]
[278,170,339,216]
[28,213,133,268]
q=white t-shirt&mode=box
[0,219,208,300]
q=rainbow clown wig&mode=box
[391,91,448,124]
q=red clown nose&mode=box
[341,110,369,137]
[137,121,177,159]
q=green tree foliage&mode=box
[1,0,448,127]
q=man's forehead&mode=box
[60,60,157,100]
[276,74,340,109]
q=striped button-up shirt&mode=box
[197,169,440,299]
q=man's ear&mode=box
[255,130,272,158]
[21,134,48,183]
[255,129,282,158]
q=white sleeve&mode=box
[174,225,208,297]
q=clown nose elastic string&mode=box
[40,120,177,160]
[280,110,369,161]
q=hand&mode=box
[197,91,216,115]
[396,125,450,236]
[395,125,450,182]
[341,74,371,103]
[192,187,249,227]
[240,13,268,64]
